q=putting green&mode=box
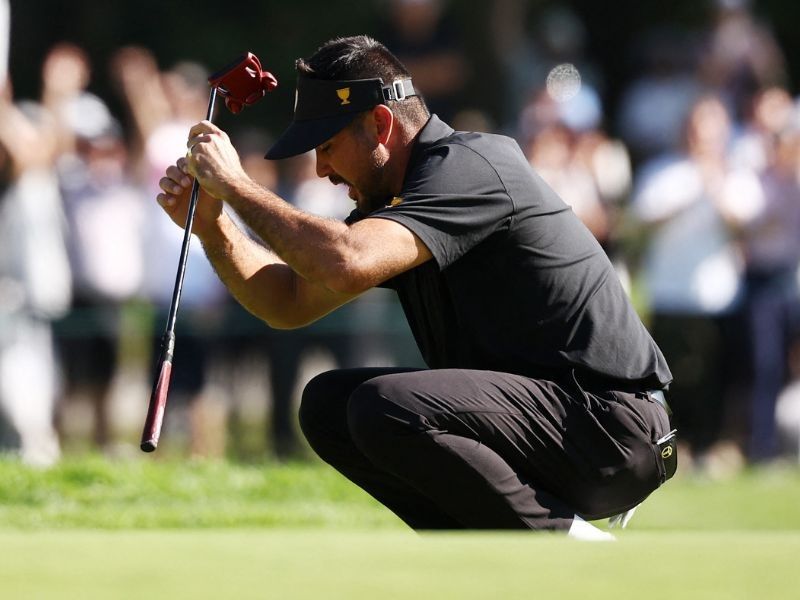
[1,529,797,599]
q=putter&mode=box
[141,53,277,452]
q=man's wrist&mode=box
[223,175,264,210]
[195,211,230,246]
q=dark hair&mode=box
[297,35,430,127]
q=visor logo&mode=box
[661,445,673,459]
[337,87,351,105]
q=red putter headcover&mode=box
[208,52,278,114]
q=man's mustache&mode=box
[329,175,350,187]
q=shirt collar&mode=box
[415,114,454,149]
[406,114,453,175]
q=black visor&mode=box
[265,75,416,159]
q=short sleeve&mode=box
[368,143,513,269]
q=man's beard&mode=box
[329,164,392,214]
[359,192,391,214]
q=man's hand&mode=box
[156,157,223,237]
[184,120,251,202]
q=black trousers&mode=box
[299,367,672,530]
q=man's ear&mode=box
[372,104,394,145]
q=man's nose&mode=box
[315,149,332,178]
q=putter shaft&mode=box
[140,88,219,452]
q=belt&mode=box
[646,389,672,416]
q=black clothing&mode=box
[265,76,419,160]
[310,116,675,530]
[300,367,672,530]
[356,116,671,388]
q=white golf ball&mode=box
[546,63,581,103]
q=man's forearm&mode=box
[199,210,299,327]
[222,178,358,292]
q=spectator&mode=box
[38,43,94,156]
[521,87,631,253]
[730,86,795,173]
[220,130,295,458]
[616,26,704,163]
[112,48,228,456]
[717,98,800,461]
[630,94,748,471]
[520,91,609,242]
[380,0,468,122]
[491,2,603,136]
[56,94,146,449]
[264,149,399,458]
[699,0,788,122]
[775,340,800,459]
[0,90,71,466]
[526,120,609,243]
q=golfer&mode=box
[157,35,676,538]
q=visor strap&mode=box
[381,79,416,102]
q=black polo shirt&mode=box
[350,115,672,389]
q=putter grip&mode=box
[141,334,175,452]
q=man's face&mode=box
[314,114,392,214]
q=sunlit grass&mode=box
[1,456,800,598]
[0,455,398,529]
[2,455,799,531]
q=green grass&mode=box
[2,455,800,531]
[1,456,800,598]
[1,530,798,599]
[0,456,399,529]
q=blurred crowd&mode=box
[2,0,800,476]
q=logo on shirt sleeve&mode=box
[389,196,403,207]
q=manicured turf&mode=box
[1,456,799,598]
[1,530,798,599]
